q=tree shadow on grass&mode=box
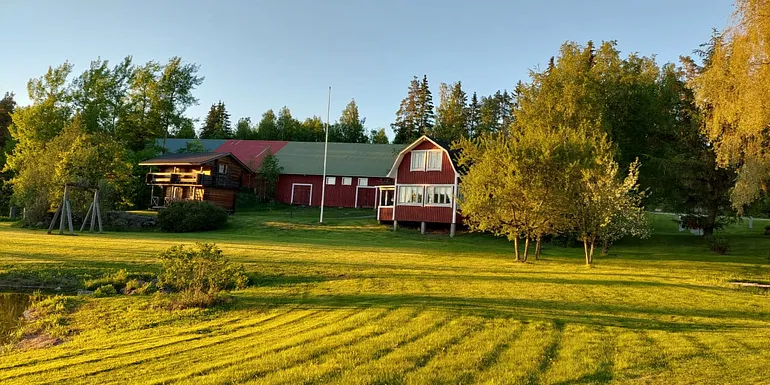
[232,291,769,333]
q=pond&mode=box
[0,293,31,345]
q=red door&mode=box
[291,184,312,206]
[356,187,376,208]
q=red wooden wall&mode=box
[275,175,394,208]
[392,140,457,224]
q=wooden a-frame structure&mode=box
[47,183,103,235]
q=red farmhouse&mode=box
[376,136,461,237]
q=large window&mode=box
[342,177,352,185]
[380,188,394,207]
[427,151,442,171]
[410,151,426,171]
[397,185,423,205]
[426,186,453,206]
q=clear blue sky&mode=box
[1,0,733,138]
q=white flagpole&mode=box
[320,86,331,223]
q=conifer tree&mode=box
[392,76,420,144]
[467,92,481,138]
[434,81,468,142]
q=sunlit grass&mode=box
[0,209,769,384]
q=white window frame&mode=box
[357,178,368,186]
[426,150,443,171]
[290,183,313,205]
[325,176,336,185]
[425,185,454,207]
[410,150,427,171]
[378,187,395,207]
[397,185,424,206]
[342,177,352,186]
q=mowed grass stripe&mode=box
[327,316,480,385]
[196,307,423,385]
[472,322,557,384]
[401,318,523,385]
[50,309,355,385]
[0,309,284,371]
[149,307,395,384]
[1,309,329,384]
[537,324,616,385]
[238,308,437,385]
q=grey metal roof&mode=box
[276,142,405,177]
[138,152,229,166]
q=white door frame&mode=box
[355,186,377,208]
[290,183,313,206]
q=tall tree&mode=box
[338,99,367,143]
[392,76,420,144]
[157,57,204,144]
[370,128,389,144]
[276,106,300,140]
[256,109,279,140]
[199,101,231,139]
[467,92,481,138]
[300,116,326,142]
[233,117,255,140]
[434,81,468,142]
[121,60,161,151]
[0,92,16,153]
[416,75,435,136]
[690,0,770,210]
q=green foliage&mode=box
[255,151,282,202]
[233,117,256,140]
[177,139,206,153]
[433,81,468,142]
[256,109,279,140]
[157,201,228,232]
[14,294,80,342]
[93,284,117,297]
[370,128,389,144]
[691,1,770,209]
[705,235,731,255]
[199,101,231,139]
[392,75,435,144]
[157,242,248,308]
[338,99,368,143]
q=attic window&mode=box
[410,151,426,171]
[410,150,442,171]
[426,150,442,171]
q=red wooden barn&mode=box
[376,136,461,237]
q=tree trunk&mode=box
[583,239,590,265]
[513,238,520,261]
[601,239,611,256]
[521,238,530,262]
[703,206,718,236]
[589,239,596,265]
[534,237,542,260]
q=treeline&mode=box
[0,56,204,222]
[195,99,389,144]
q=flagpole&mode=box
[320,86,331,223]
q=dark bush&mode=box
[157,201,228,232]
[705,235,730,255]
[93,284,117,297]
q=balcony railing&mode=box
[146,172,240,189]
[146,172,203,186]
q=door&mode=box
[356,187,376,208]
[291,184,312,206]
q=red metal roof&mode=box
[213,140,289,172]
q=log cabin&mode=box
[139,152,253,212]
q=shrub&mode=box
[705,235,730,255]
[84,269,130,291]
[157,201,228,233]
[157,243,248,309]
[93,284,117,297]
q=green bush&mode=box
[706,235,730,255]
[157,201,228,233]
[157,243,248,309]
[93,284,117,297]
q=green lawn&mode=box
[1,208,769,384]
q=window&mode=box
[426,186,453,206]
[357,178,368,186]
[380,188,394,206]
[410,150,427,171]
[217,163,228,174]
[326,177,336,185]
[427,151,442,171]
[397,185,423,205]
[342,177,352,185]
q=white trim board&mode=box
[290,183,313,206]
[354,185,376,208]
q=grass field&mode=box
[1,208,769,384]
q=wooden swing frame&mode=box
[47,183,103,235]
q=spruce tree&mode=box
[417,74,435,136]
[467,92,481,138]
[392,76,420,144]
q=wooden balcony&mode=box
[146,172,240,189]
[145,172,203,186]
